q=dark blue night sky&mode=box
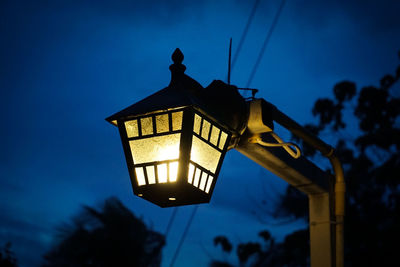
[1,0,399,266]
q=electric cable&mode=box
[270,132,301,159]
[169,206,199,267]
[246,0,286,88]
[243,0,301,159]
[231,0,261,72]
[164,207,178,237]
[168,2,263,263]
[249,131,301,159]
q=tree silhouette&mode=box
[42,197,165,267]
[0,243,18,267]
[211,51,400,266]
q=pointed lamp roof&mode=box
[106,48,247,134]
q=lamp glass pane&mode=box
[146,166,156,184]
[125,120,139,138]
[169,161,178,182]
[219,132,228,150]
[193,114,201,134]
[200,172,208,191]
[141,117,153,136]
[210,126,220,146]
[190,136,221,173]
[135,167,146,186]
[201,120,211,140]
[172,111,183,131]
[156,114,169,133]
[205,176,213,193]
[188,163,195,184]
[158,163,167,183]
[193,168,201,187]
[129,133,180,164]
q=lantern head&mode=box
[106,49,247,207]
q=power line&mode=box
[169,206,199,267]
[246,0,286,88]
[166,2,265,264]
[231,0,261,72]
[164,207,178,237]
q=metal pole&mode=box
[236,99,345,267]
[269,101,345,267]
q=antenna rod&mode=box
[228,38,232,85]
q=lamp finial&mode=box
[172,48,184,64]
[169,48,186,75]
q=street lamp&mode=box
[106,48,246,207]
[106,48,345,267]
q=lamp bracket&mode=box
[246,98,274,134]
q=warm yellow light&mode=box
[158,163,168,183]
[210,125,220,146]
[159,143,180,163]
[188,163,195,184]
[156,114,169,133]
[190,136,221,174]
[200,172,208,190]
[124,111,225,199]
[169,162,179,182]
[129,134,180,164]
[125,120,139,137]
[172,111,183,131]
[219,132,228,150]
[205,176,213,193]
[135,168,146,186]
[193,168,201,187]
[201,119,211,140]
[193,114,201,134]
[146,166,156,184]
[141,117,153,135]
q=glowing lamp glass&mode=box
[115,108,230,207]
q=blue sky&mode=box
[1,0,399,266]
